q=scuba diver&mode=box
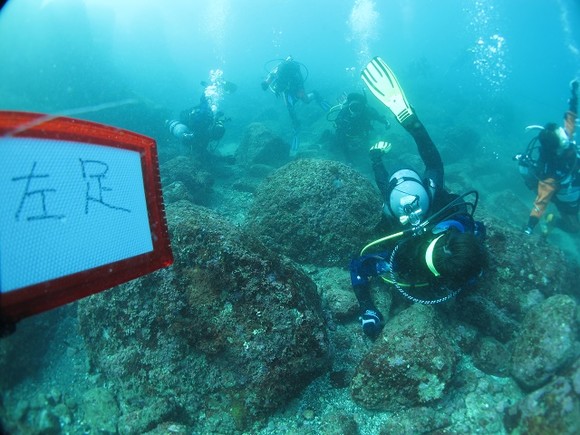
[328,91,391,156]
[166,78,231,161]
[351,57,487,339]
[261,55,330,156]
[515,79,579,235]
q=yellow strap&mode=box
[425,234,445,277]
[359,230,405,256]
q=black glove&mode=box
[571,79,578,95]
[261,81,269,91]
[360,309,384,339]
[369,141,392,163]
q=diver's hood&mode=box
[384,169,431,226]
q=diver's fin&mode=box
[223,80,237,94]
[290,132,300,157]
[318,99,332,112]
[361,57,413,125]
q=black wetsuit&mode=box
[335,101,389,153]
[180,93,224,158]
[350,112,484,328]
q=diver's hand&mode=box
[571,79,578,95]
[369,141,392,162]
[261,81,269,91]
[360,309,384,339]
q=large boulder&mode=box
[454,215,578,343]
[510,294,579,390]
[350,304,458,411]
[504,357,580,434]
[160,155,213,205]
[235,122,290,168]
[246,158,382,267]
[78,201,331,433]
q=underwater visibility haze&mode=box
[1,0,580,433]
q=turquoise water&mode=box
[1,1,580,433]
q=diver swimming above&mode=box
[328,91,391,157]
[350,57,487,339]
[166,81,231,161]
[261,55,330,156]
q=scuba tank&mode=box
[513,131,541,190]
[166,120,191,139]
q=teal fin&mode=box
[318,99,331,112]
[290,132,300,157]
[361,57,413,124]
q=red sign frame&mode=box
[0,111,173,330]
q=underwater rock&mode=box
[117,399,176,435]
[82,387,119,434]
[162,180,194,204]
[246,158,381,267]
[319,411,359,435]
[454,215,577,342]
[472,336,510,377]
[160,155,213,205]
[510,294,579,390]
[310,266,359,323]
[504,357,580,434]
[78,200,330,432]
[378,406,451,434]
[350,304,458,411]
[235,122,290,168]
[451,322,479,354]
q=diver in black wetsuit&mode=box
[350,109,487,339]
[166,91,226,160]
[331,92,391,156]
[261,56,329,130]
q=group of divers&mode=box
[165,55,579,338]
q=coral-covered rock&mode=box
[504,357,580,434]
[309,266,359,323]
[319,411,359,435]
[454,215,578,342]
[162,180,194,204]
[78,201,330,432]
[510,294,579,390]
[82,387,119,434]
[452,322,479,354]
[350,304,458,411]
[160,156,213,205]
[235,122,290,168]
[246,159,381,267]
[472,336,510,377]
[379,406,451,434]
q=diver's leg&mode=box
[283,91,300,130]
[554,187,580,233]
